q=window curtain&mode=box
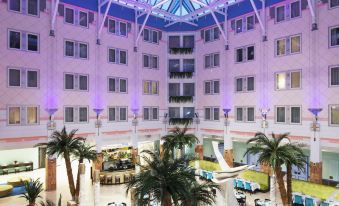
[276,107,285,122]
[183,59,194,72]
[109,108,115,121]
[169,83,180,96]
[79,107,87,122]
[169,107,180,118]
[205,108,211,120]
[183,83,194,96]
[9,107,20,124]
[169,36,180,48]
[169,59,180,72]
[183,35,194,48]
[65,107,74,122]
[291,107,301,123]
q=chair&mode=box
[254,199,259,206]
[237,180,245,190]
[106,175,113,184]
[233,179,237,188]
[99,175,106,184]
[237,196,246,206]
[244,182,252,192]
[115,175,121,184]
[320,202,329,206]
[305,197,314,206]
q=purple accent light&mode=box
[308,108,322,117]
[93,108,104,115]
[45,108,58,116]
[223,108,231,118]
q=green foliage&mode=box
[169,118,193,125]
[73,142,97,163]
[178,181,219,206]
[169,72,193,79]
[239,170,269,191]
[39,194,62,206]
[169,96,193,103]
[169,47,194,54]
[292,180,337,201]
[20,178,43,204]
[189,160,221,171]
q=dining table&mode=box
[256,199,271,206]
[234,190,246,199]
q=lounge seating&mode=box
[0,185,13,197]
[106,175,113,184]
[7,176,31,187]
[320,202,329,206]
[305,197,315,206]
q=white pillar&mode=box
[79,163,86,206]
[93,170,100,206]
[223,120,232,151]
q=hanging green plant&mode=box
[169,71,193,79]
[169,47,194,55]
[169,96,193,103]
[169,118,193,125]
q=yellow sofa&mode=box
[0,185,13,197]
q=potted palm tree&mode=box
[36,127,84,200]
[178,181,219,206]
[39,194,62,206]
[162,126,199,158]
[73,142,97,201]
[245,132,306,206]
[20,179,43,206]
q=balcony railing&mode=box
[169,71,194,79]
[169,96,194,103]
[169,47,194,55]
[169,117,193,125]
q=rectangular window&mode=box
[27,106,38,124]
[79,43,88,59]
[235,45,254,63]
[108,77,127,93]
[169,107,180,118]
[9,30,21,49]
[204,26,219,42]
[8,107,21,125]
[235,76,255,92]
[119,107,127,121]
[330,26,339,47]
[65,107,74,123]
[79,75,88,91]
[119,78,127,93]
[169,83,180,96]
[143,29,150,42]
[236,78,243,92]
[143,107,159,121]
[290,1,301,19]
[108,48,116,63]
[8,68,21,87]
[144,29,158,44]
[290,106,301,124]
[290,35,301,54]
[276,70,301,90]
[183,107,194,118]
[120,22,127,36]
[236,19,243,33]
[330,0,339,8]
[183,83,195,96]
[204,107,220,121]
[152,30,158,44]
[247,15,254,30]
[235,107,255,122]
[9,0,21,12]
[65,8,74,24]
[276,6,285,22]
[27,70,38,88]
[143,81,159,95]
[108,19,116,34]
[27,0,39,16]
[65,40,75,57]
[169,59,180,72]
[276,38,286,56]
[79,11,88,27]
[204,80,219,94]
[276,35,301,56]
[183,35,194,48]
[275,106,301,124]
[236,48,243,62]
[27,33,39,52]
[183,59,194,72]
[119,50,127,64]
[108,107,116,121]
[143,54,158,69]
[276,106,286,123]
[65,74,74,90]
[64,73,88,91]
[204,53,219,69]
[330,66,339,86]
[247,46,255,60]
[330,105,339,125]
[65,106,88,123]
[108,78,116,92]
[79,107,88,122]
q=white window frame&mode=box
[290,34,301,54]
[275,70,302,90]
[329,0,339,9]
[329,26,339,48]
[204,53,220,69]
[204,26,220,43]
[235,106,255,123]
[64,39,75,57]
[235,45,255,63]
[79,10,89,28]
[329,65,339,87]
[275,34,301,57]
[143,80,159,95]
[108,106,128,122]
[143,28,159,44]
[8,0,22,13]
[7,105,39,126]
[8,29,21,50]
[78,42,88,59]
[64,106,88,124]
[290,0,302,19]
[204,107,220,121]
[107,77,128,93]
[235,76,255,92]
[64,7,75,25]
[143,53,159,70]
[64,73,89,92]
[8,29,39,52]
[143,107,159,121]
[26,32,39,52]
[8,0,40,16]
[275,105,302,124]
[204,80,220,95]
[329,105,339,126]
[7,67,40,88]
[64,39,88,59]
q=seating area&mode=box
[292,192,339,206]
[0,162,33,175]
[99,170,135,185]
[234,178,261,193]
[0,176,30,198]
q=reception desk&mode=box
[99,169,135,185]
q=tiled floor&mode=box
[0,161,283,206]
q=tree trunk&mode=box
[162,191,172,206]
[75,158,84,202]
[64,152,76,200]
[276,167,288,206]
[270,169,276,206]
[28,200,35,206]
[286,164,292,206]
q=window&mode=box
[79,11,88,27]
[8,30,39,52]
[143,54,158,69]
[276,35,301,56]
[65,8,74,24]
[108,20,129,36]
[275,106,301,124]
[27,33,38,51]
[330,105,339,125]
[79,43,88,59]
[330,0,339,8]
[236,19,243,33]
[120,22,127,36]
[204,53,220,69]
[108,107,116,121]
[183,35,194,48]
[108,77,128,93]
[235,107,255,122]
[169,107,180,118]
[183,83,194,96]
[107,48,127,65]
[108,19,116,34]
[108,107,128,121]
[65,106,88,123]
[204,26,220,42]
[27,0,39,16]
[330,26,339,47]
[247,16,254,30]
[9,30,21,49]
[183,107,194,118]
[275,1,301,23]
[169,36,180,48]
[143,107,159,121]
[143,28,159,44]
[143,81,159,95]
[8,68,21,87]
[183,59,194,72]
[330,66,339,86]
[169,59,180,72]
[8,107,20,125]
[120,107,127,121]
[204,80,219,94]
[8,68,39,88]
[64,73,88,91]
[276,6,285,22]
[235,45,254,63]
[64,40,88,59]
[204,107,219,121]
[8,106,39,125]
[291,1,301,18]
[235,76,255,92]
[9,0,21,12]
[276,70,301,90]
[169,83,180,96]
